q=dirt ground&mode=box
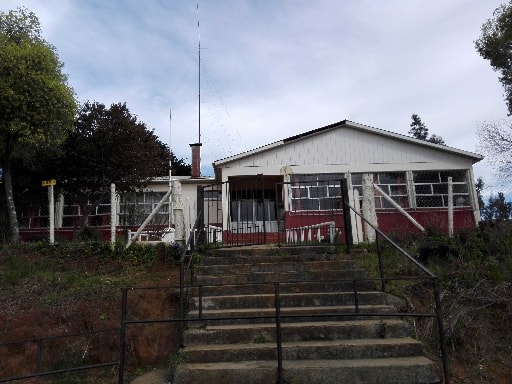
[0,248,180,383]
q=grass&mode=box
[352,222,512,383]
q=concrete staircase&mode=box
[172,246,441,384]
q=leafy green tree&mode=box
[58,101,190,234]
[0,7,76,242]
[408,114,445,145]
[482,192,512,221]
[475,1,512,115]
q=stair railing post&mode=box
[376,233,386,292]
[274,282,284,384]
[433,277,450,384]
[179,259,185,347]
[118,288,128,384]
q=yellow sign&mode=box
[42,179,57,187]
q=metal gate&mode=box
[198,174,352,248]
[200,174,275,247]
[275,177,352,247]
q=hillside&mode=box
[0,234,511,383]
[0,242,181,383]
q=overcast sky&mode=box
[1,0,509,192]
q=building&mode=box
[209,120,482,244]
[17,120,483,245]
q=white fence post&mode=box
[448,177,453,237]
[172,180,185,245]
[48,184,55,245]
[110,183,116,244]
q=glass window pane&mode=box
[453,184,468,193]
[230,201,239,221]
[433,184,448,194]
[389,185,407,196]
[328,186,341,197]
[439,170,466,182]
[319,198,340,210]
[351,174,362,186]
[454,195,468,206]
[309,186,326,198]
[378,172,404,184]
[239,200,253,221]
[414,171,439,183]
[415,185,432,194]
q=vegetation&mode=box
[0,7,77,242]
[475,1,512,115]
[476,119,512,180]
[408,114,445,145]
[474,2,512,183]
[0,9,191,243]
[362,222,512,383]
[0,240,183,383]
[56,101,189,236]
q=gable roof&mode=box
[213,120,483,167]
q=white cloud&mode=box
[1,0,509,184]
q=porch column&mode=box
[362,173,377,242]
[345,172,363,244]
[172,180,185,245]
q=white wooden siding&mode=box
[219,127,476,180]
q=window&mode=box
[119,191,169,225]
[374,172,408,208]
[204,189,222,200]
[289,174,343,211]
[350,172,408,209]
[413,170,470,208]
[230,199,277,222]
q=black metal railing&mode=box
[345,204,450,384]
[0,328,119,383]
[182,277,449,384]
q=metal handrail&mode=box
[179,211,203,346]
[345,203,450,384]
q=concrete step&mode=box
[183,320,412,345]
[194,268,370,285]
[172,247,441,384]
[189,279,378,296]
[173,357,440,384]
[201,245,339,259]
[187,304,396,326]
[191,291,389,310]
[195,260,361,274]
[184,338,426,363]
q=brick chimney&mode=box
[190,143,202,178]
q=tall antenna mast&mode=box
[169,108,173,226]
[197,1,201,144]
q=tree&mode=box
[427,134,445,145]
[482,192,512,221]
[477,119,512,180]
[475,1,512,115]
[475,177,486,212]
[408,114,445,145]
[58,101,190,233]
[0,7,77,242]
[408,114,429,140]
